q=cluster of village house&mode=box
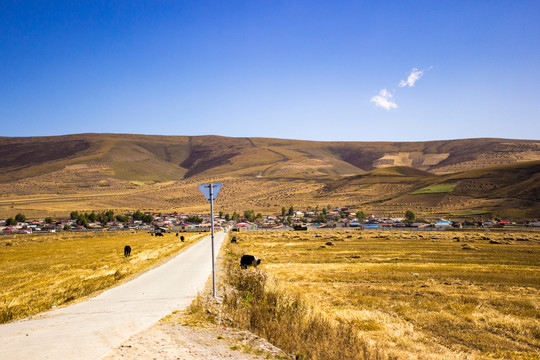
[1,209,539,235]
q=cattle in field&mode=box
[155,232,164,237]
[180,235,185,242]
[240,255,261,269]
[124,245,131,258]
[231,236,237,243]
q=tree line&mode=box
[3,210,154,228]
[69,210,154,226]
[3,207,416,228]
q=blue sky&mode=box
[1,1,539,141]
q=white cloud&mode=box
[399,68,424,87]
[370,88,398,110]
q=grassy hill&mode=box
[0,134,538,219]
[1,134,539,183]
[319,161,540,219]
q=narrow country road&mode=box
[0,231,226,360]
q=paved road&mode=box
[0,231,226,360]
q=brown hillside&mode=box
[1,134,539,184]
[0,134,539,220]
[320,161,540,219]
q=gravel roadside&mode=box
[102,310,290,360]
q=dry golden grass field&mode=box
[227,230,540,359]
[0,177,325,218]
[0,231,205,324]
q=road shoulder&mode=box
[101,310,290,360]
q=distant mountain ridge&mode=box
[1,133,539,184]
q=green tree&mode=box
[219,211,224,218]
[243,210,255,222]
[44,216,54,224]
[88,212,97,223]
[141,214,154,223]
[132,210,144,221]
[63,224,71,231]
[76,215,88,227]
[255,213,263,223]
[116,215,129,223]
[356,211,367,221]
[187,215,200,223]
[106,210,115,222]
[97,210,115,224]
[316,213,326,223]
[287,216,292,226]
[288,206,294,216]
[225,213,230,221]
[281,207,287,216]
[5,217,16,226]
[339,211,346,219]
[322,207,327,215]
[15,213,26,223]
[70,211,79,220]
[405,210,416,223]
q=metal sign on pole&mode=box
[197,182,222,298]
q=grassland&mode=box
[227,230,540,359]
[0,231,205,324]
[411,183,456,194]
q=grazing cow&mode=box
[231,236,237,243]
[180,235,185,242]
[155,232,164,237]
[124,245,131,258]
[240,255,261,269]
[175,232,179,237]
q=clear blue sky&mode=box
[1,1,539,141]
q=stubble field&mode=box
[228,229,540,359]
[0,231,204,324]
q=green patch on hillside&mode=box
[412,184,456,194]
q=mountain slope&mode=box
[320,161,540,219]
[1,134,539,184]
[0,134,539,220]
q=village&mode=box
[1,207,539,235]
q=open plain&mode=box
[0,231,205,324]
[0,232,225,360]
[226,229,540,359]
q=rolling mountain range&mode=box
[0,134,539,219]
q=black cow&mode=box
[231,236,237,243]
[180,235,185,242]
[124,245,131,258]
[175,232,179,237]
[155,232,164,237]
[240,255,261,269]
